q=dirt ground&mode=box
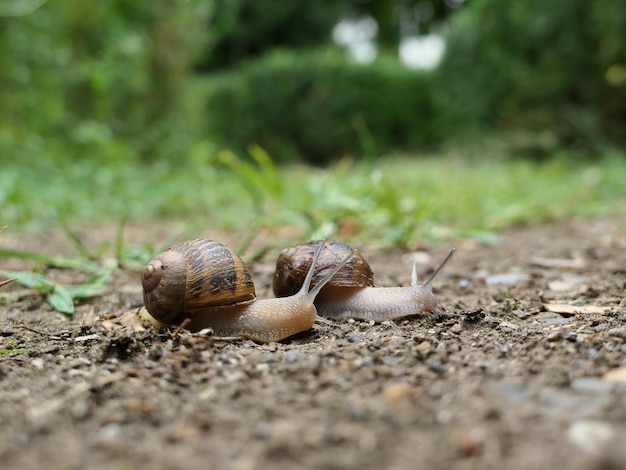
[1,217,625,470]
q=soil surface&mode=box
[1,217,625,470]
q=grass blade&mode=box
[47,286,75,314]
[0,248,103,272]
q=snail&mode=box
[141,239,354,342]
[273,240,456,322]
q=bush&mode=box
[0,0,210,164]
[436,0,626,154]
[204,49,438,164]
[197,0,345,72]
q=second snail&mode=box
[273,240,455,322]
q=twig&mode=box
[0,278,16,288]
[15,325,72,342]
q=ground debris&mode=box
[1,218,626,469]
[544,303,610,316]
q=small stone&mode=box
[260,354,275,363]
[71,399,90,419]
[546,331,562,342]
[31,358,45,370]
[428,359,445,373]
[347,334,361,343]
[382,356,400,367]
[567,420,616,455]
[499,321,519,331]
[450,323,463,335]
[253,363,270,376]
[456,426,487,457]
[40,345,60,354]
[67,357,91,368]
[486,273,530,285]
[99,423,123,441]
[383,383,411,403]
[284,350,305,363]
[570,377,613,393]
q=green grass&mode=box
[3,147,626,247]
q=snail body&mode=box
[273,240,455,322]
[142,239,353,342]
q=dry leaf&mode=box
[544,303,609,316]
[101,309,147,332]
[532,257,586,269]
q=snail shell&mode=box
[273,240,374,296]
[142,239,255,326]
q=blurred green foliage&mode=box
[0,0,210,164]
[197,0,457,70]
[201,0,625,163]
[437,0,626,154]
[1,0,623,167]
[205,49,436,163]
[197,0,345,72]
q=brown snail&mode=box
[273,240,455,321]
[141,239,354,342]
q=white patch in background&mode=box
[333,17,445,69]
[399,34,445,70]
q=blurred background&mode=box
[1,0,625,243]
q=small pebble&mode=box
[254,363,270,376]
[382,356,400,367]
[260,354,275,364]
[569,377,613,393]
[67,357,91,368]
[428,359,445,373]
[499,321,519,331]
[486,273,530,285]
[99,423,123,441]
[71,399,90,419]
[284,350,305,363]
[567,420,615,455]
[456,426,487,457]
[383,383,411,403]
[347,334,361,343]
